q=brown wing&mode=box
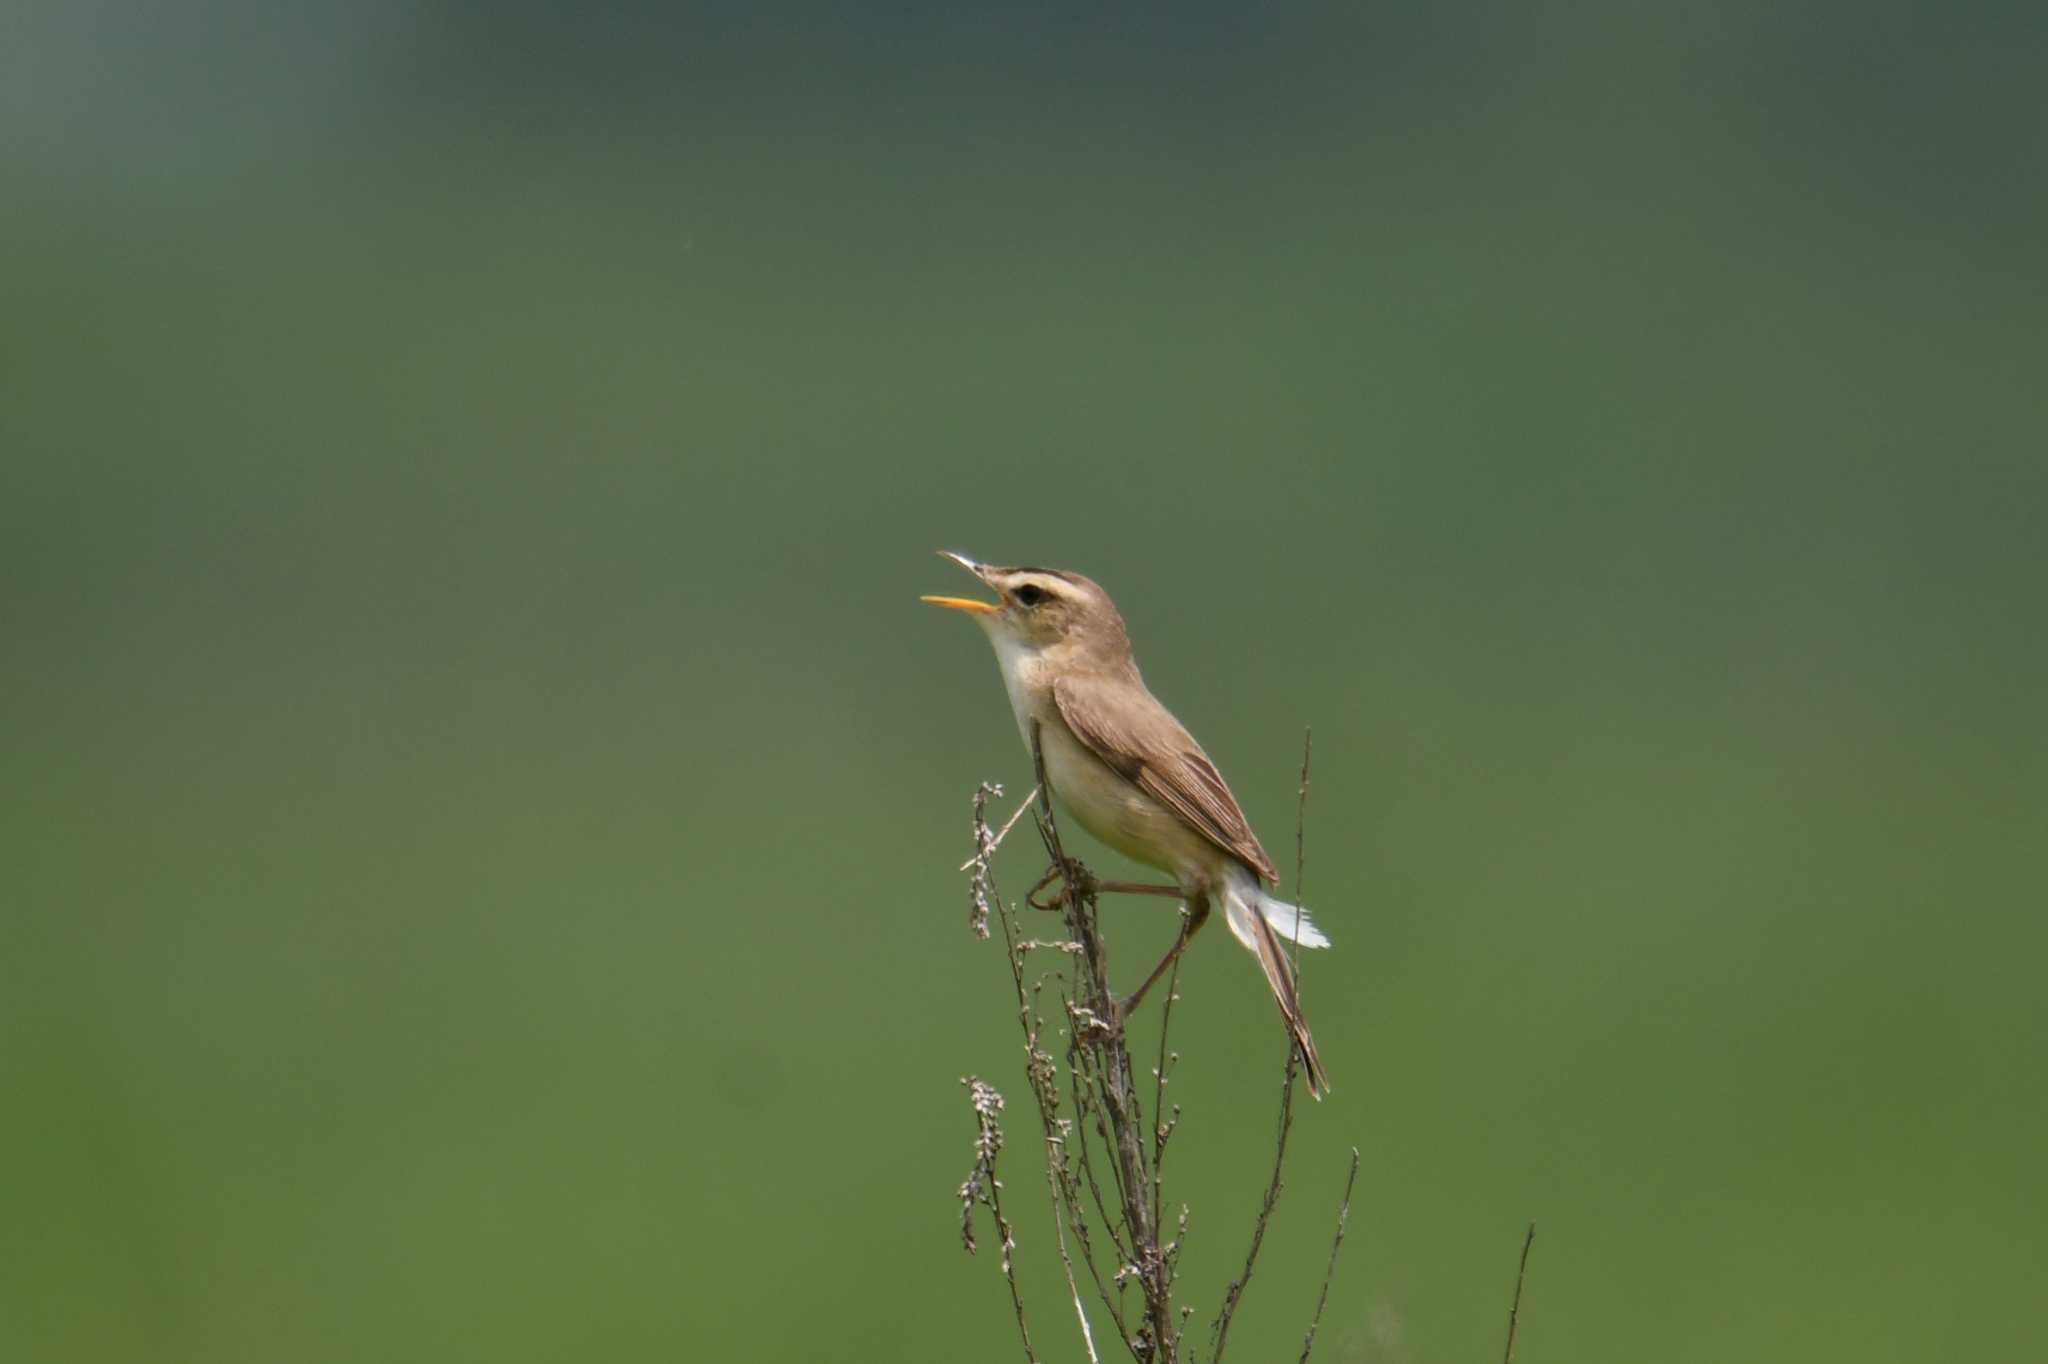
[1053,673,1280,884]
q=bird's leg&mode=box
[1026,857,1100,911]
[1031,869,1182,911]
[1119,900,1211,1016]
[1025,863,1067,911]
[1093,880,1184,898]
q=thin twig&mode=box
[1502,1223,1536,1364]
[1067,1027,1136,1269]
[1055,1205,1103,1364]
[1209,1052,1296,1362]
[969,783,1004,939]
[961,784,1043,871]
[1210,732,1317,1362]
[959,1077,1037,1363]
[1049,1009,1128,1341]
[1290,730,1310,968]
[1296,1148,1361,1362]
[975,781,1106,1358]
[1150,930,1185,1235]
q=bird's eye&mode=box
[1012,584,1048,607]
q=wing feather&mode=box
[1053,674,1279,884]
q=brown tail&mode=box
[1246,905,1330,1099]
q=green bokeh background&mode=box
[6,4,2043,1360]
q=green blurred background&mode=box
[5,3,2043,1359]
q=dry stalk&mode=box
[958,1075,1036,1362]
[1209,730,1315,1361]
[1025,721,1177,1361]
[1502,1222,1536,1364]
[1297,1147,1361,1362]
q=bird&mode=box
[924,551,1330,1097]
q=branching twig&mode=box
[1029,721,1177,1363]
[953,720,1391,1364]
[962,783,1042,872]
[971,783,1106,1358]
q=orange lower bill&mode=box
[920,594,999,614]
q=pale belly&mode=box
[1033,718,1219,890]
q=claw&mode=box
[1026,858,1096,910]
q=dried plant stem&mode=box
[1209,1055,1296,1362]
[1210,730,1317,1362]
[1502,1223,1536,1364]
[958,1076,1037,1362]
[1053,1196,1103,1364]
[1290,728,1312,968]
[1150,939,1184,1236]
[1297,1148,1361,1362]
[956,722,1369,1364]
[960,784,1042,871]
[973,784,1111,1358]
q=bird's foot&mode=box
[1026,857,1096,911]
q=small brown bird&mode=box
[925,552,1330,1097]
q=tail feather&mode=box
[1260,894,1331,950]
[1221,869,1331,1099]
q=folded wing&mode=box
[1053,673,1280,884]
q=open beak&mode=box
[922,550,1001,614]
[922,595,999,614]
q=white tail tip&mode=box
[1261,894,1331,950]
